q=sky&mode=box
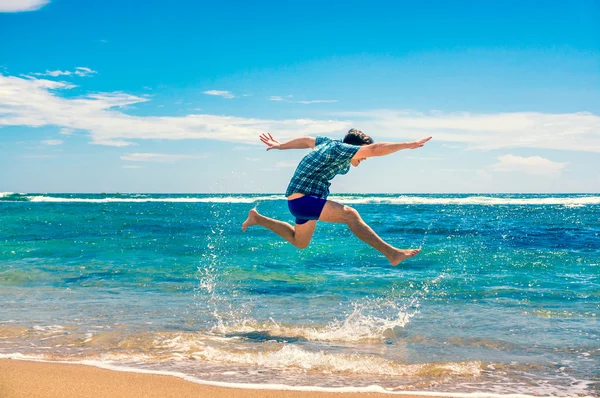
[0,0,599,193]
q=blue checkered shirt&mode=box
[285,136,361,198]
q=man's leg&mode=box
[242,208,317,249]
[319,200,420,265]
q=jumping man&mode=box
[242,129,433,266]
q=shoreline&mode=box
[0,358,445,398]
[2,358,589,398]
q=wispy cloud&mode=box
[296,100,338,104]
[32,67,97,77]
[59,128,74,135]
[269,95,337,104]
[24,78,76,90]
[0,0,49,12]
[245,157,261,162]
[490,154,567,175]
[203,90,235,99]
[0,74,349,147]
[120,153,206,163]
[41,139,62,145]
[335,109,600,153]
[23,154,56,159]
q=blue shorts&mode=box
[288,195,327,225]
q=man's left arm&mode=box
[260,133,316,151]
[354,137,432,158]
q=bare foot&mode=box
[242,208,259,231]
[387,248,421,266]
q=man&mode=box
[242,129,432,266]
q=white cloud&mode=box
[22,78,76,90]
[23,154,55,158]
[120,153,206,163]
[335,109,600,153]
[0,74,349,147]
[203,90,235,99]
[73,67,96,77]
[245,157,260,162]
[269,95,337,104]
[32,67,97,78]
[91,140,132,147]
[6,73,596,155]
[59,128,74,135]
[490,154,567,175]
[0,0,49,12]
[41,139,62,145]
[296,100,338,104]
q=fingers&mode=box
[412,136,432,148]
[260,135,271,146]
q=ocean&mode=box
[1,192,598,396]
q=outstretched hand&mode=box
[260,133,281,151]
[407,136,432,149]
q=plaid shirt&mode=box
[285,136,361,198]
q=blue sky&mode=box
[1,0,599,193]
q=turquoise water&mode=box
[1,193,599,396]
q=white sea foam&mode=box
[32,325,66,333]
[215,302,415,342]
[331,195,600,206]
[26,195,282,203]
[7,194,600,206]
[191,344,482,377]
[1,354,593,398]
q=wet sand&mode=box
[0,359,441,398]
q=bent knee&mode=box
[343,206,360,222]
[294,240,310,249]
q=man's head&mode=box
[344,128,373,167]
[343,128,373,146]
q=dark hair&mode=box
[343,128,373,146]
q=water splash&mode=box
[194,203,254,332]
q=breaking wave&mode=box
[2,193,599,206]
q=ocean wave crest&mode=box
[2,193,599,205]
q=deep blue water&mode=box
[1,193,599,396]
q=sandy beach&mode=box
[0,359,440,398]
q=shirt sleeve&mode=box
[332,141,361,162]
[315,136,332,146]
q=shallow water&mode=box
[1,193,599,396]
